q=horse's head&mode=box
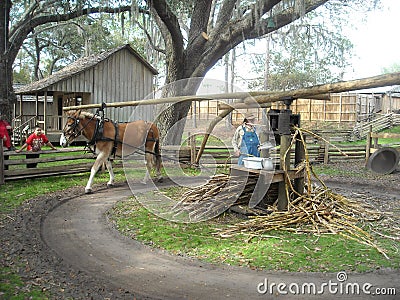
[60,110,82,147]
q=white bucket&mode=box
[243,157,274,170]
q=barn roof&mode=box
[386,85,400,97]
[15,44,158,95]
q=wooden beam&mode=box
[195,108,233,164]
[218,102,272,110]
[248,72,400,104]
[0,143,5,185]
[63,72,400,111]
[63,96,214,111]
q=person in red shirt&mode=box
[0,114,12,150]
[15,126,56,168]
[16,126,56,153]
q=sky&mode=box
[206,0,400,90]
[343,0,399,80]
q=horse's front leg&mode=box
[105,159,115,188]
[85,155,106,194]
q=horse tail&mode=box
[148,122,161,170]
[154,135,161,169]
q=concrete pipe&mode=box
[367,147,400,174]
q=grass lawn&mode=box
[1,139,399,298]
[109,190,400,273]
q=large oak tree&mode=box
[3,0,371,144]
[146,0,330,143]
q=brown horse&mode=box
[60,109,162,193]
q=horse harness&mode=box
[66,113,157,158]
[89,117,120,157]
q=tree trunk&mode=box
[0,0,15,121]
[156,76,204,145]
[0,60,15,120]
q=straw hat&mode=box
[244,113,256,120]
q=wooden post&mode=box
[258,129,270,158]
[195,108,234,164]
[35,93,39,122]
[339,94,343,124]
[190,134,196,165]
[324,138,330,164]
[294,135,305,195]
[44,92,48,133]
[365,125,372,165]
[277,134,291,211]
[373,136,379,149]
[0,143,4,185]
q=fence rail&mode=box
[0,137,396,184]
[0,146,97,184]
[164,143,367,166]
[352,113,399,139]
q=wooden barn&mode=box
[13,44,158,143]
[382,85,400,113]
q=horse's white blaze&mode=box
[59,133,68,147]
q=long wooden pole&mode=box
[249,72,400,104]
[63,72,400,111]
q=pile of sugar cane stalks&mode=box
[175,128,398,258]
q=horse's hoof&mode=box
[107,183,114,188]
[85,189,93,194]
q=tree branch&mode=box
[185,0,213,75]
[8,4,143,63]
[149,0,184,57]
[135,21,166,54]
[211,0,237,38]
[188,0,212,44]
[191,0,328,78]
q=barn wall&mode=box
[381,95,400,113]
[44,48,155,123]
[90,49,155,122]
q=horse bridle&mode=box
[62,114,97,144]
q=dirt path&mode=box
[1,160,399,299]
[39,183,399,299]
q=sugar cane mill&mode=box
[61,73,400,257]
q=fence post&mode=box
[365,125,372,165]
[189,134,196,165]
[324,138,330,164]
[0,143,4,185]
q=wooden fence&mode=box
[365,131,400,162]
[0,138,395,184]
[352,113,399,139]
[0,146,98,184]
[163,143,367,166]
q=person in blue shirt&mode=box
[232,113,260,165]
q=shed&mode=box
[383,85,400,113]
[14,44,158,142]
